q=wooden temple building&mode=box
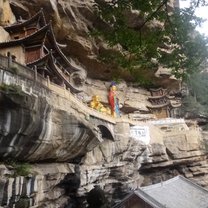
[147,88,181,119]
[0,10,86,93]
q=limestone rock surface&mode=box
[0,69,101,162]
[0,0,16,26]
[0,67,208,207]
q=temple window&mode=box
[25,45,41,64]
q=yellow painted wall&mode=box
[0,46,25,65]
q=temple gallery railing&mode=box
[0,54,118,124]
[0,54,183,126]
[0,54,8,69]
[0,53,45,85]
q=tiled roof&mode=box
[147,102,170,109]
[113,190,166,208]
[113,176,208,208]
[0,24,49,47]
[136,176,208,208]
[0,10,86,93]
[4,9,46,31]
[149,88,167,92]
[148,94,167,100]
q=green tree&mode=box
[93,0,208,83]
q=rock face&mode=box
[0,0,16,26]
[1,115,208,207]
[78,121,208,201]
[0,65,102,162]
[0,1,208,208]
[0,163,78,208]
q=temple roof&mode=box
[149,88,167,93]
[4,9,46,33]
[0,10,86,93]
[48,53,85,92]
[137,176,208,208]
[113,176,208,208]
[0,24,49,47]
[147,100,181,109]
[170,100,181,108]
[0,23,79,72]
[148,94,167,100]
[27,52,85,92]
[147,102,170,109]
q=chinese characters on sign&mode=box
[130,126,150,144]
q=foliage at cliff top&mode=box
[93,0,208,83]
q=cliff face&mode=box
[0,64,102,162]
[0,1,208,208]
[1,66,208,208]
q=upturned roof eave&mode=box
[0,24,49,48]
[149,87,167,92]
[50,54,84,93]
[147,102,170,109]
[4,9,46,32]
[148,94,168,100]
[47,23,84,73]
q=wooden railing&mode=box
[0,54,185,127]
[0,54,118,124]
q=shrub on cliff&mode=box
[4,159,31,177]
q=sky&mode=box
[180,0,208,36]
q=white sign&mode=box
[130,126,150,144]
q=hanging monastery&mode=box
[0,9,86,93]
[0,9,181,120]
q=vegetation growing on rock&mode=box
[0,83,23,95]
[93,0,208,83]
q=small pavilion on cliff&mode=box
[147,88,181,119]
[0,10,86,93]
